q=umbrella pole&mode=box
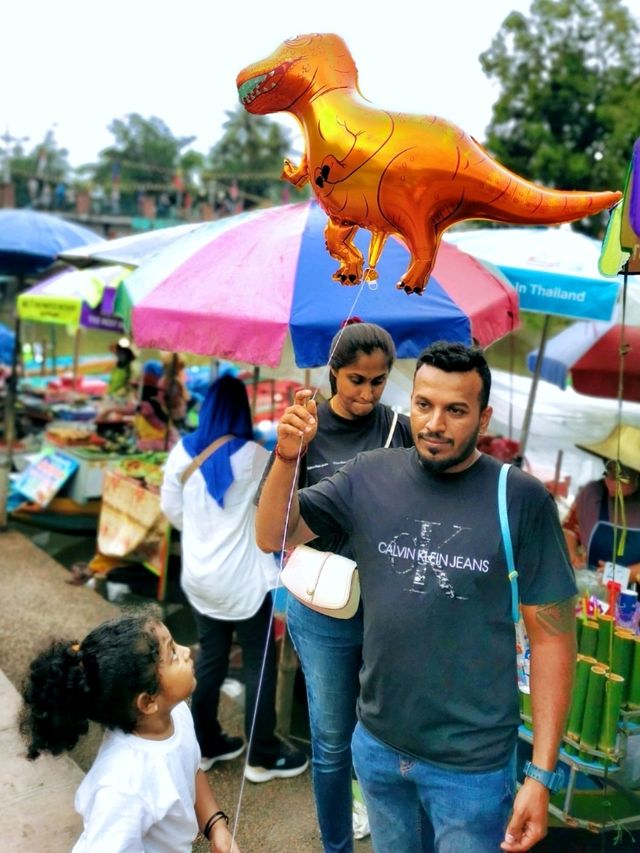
[164,353,178,452]
[250,366,260,419]
[50,325,57,375]
[551,449,564,497]
[72,327,82,389]
[515,313,551,469]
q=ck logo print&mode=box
[377,520,488,598]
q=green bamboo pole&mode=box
[628,636,640,710]
[519,684,532,731]
[566,654,597,743]
[596,614,614,666]
[579,665,608,759]
[611,630,635,704]
[576,616,583,649]
[597,673,625,755]
[579,619,599,657]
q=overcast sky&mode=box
[4,0,640,168]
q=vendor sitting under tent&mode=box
[562,424,640,585]
[105,337,137,399]
[159,352,191,429]
[134,360,179,451]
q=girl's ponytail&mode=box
[20,640,92,759]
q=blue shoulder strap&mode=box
[498,463,520,624]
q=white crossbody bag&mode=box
[280,410,398,619]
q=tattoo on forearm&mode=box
[535,597,576,636]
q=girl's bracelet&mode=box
[203,810,229,840]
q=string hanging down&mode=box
[229,282,367,845]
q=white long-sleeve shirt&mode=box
[161,440,279,620]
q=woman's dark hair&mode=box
[19,609,162,760]
[414,341,492,410]
[328,321,396,395]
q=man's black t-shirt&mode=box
[299,449,577,771]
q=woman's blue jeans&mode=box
[352,722,516,853]
[287,596,363,853]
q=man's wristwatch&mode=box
[523,760,564,793]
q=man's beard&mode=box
[416,426,481,474]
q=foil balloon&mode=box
[237,33,622,295]
[600,137,640,275]
[620,138,640,253]
[599,201,630,277]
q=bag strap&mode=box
[498,463,520,624]
[180,434,235,485]
[383,410,399,449]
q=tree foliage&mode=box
[207,106,303,207]
[480,0,640,232]
[7,130,70,207]
[92,113,195,192]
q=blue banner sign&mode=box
[503,266,619,321]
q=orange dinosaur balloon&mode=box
[237,33,622,294]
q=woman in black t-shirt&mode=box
[287,321,413,853]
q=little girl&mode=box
[19,609,241,853]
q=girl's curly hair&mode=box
[19,608,162,760]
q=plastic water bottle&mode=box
[616,589,639,632]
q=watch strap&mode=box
[523,760,563,793]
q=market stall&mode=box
[518,593,640,832]
[9,423,171,597]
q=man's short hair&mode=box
[414,341,492,410]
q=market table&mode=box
[93,468,170,601]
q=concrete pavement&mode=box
[0,528,371,852]
[0,668,84,851]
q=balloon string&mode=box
[230,282,367,843]
[610,263,629,563]
[606,262,629,689]
[310,283,367,403]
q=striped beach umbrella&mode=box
[527,321,640,402]
[115,201,519,367]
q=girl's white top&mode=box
[161,440,279,619]
[72,702,200,852]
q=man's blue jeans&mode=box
[352,722,516,853]
[287,597,363,853]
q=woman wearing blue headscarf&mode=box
[161,375,308,783]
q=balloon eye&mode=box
[285,36,312,47]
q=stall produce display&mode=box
[521,603,640,833]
